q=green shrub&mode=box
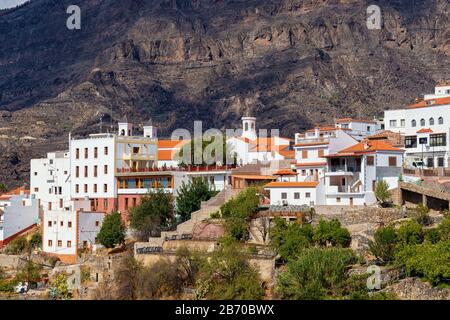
[313,219,351,247]
[397,220,424,245]
[395,241,450,285]
[224,217,249,242]
[29,233,42,249]
[424,228,441,244]
[210,211,221,219]
[368,226,398,264]
[97,212,126,249]
[5,237,28,255]
[276,247,356,300]
[375,180,391,206]
[270,220,314,261]
[176,178,218,222]
[410,204,432,226]
[220,187,259,219]
[437,218,450,241]
[0,279,17,292]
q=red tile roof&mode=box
[264,181,319,188]
[417,128,433,133]
[327,140,403,157]
[408,96,450,109]
[295,162,327,167]
[274,169,297,176]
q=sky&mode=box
[0,0,29,10]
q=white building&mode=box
[42,199,104,264]
[227,116,293,165]
[264,181,318,207]
[293,126,358,182]
[384,84,450,167]
[30,151,71,212]
[323,140,404,206]
[0,193,40,247]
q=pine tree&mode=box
[176,178,217,222]
[97,212,126,248]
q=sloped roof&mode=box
[326,140,403,157]
[408,96,450,109]
[417,128,433,133]
[264,181,319,188]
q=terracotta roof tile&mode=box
[264,181,319,188]
[417,128,433,133]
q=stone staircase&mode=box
[160,186,238,240]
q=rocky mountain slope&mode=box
[0,0,449,187]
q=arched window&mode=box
[251,123,255,130]
[411,120,416,127]
[244,122,248,131]
[429,118,434,126]
[420,118,425,126]
[121,129,125,136]
[438,117,444,125]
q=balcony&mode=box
[116,165,237,176]
[326,185,364,195]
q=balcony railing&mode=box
[116,165,237,175]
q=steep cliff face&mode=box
[0,0,449,187]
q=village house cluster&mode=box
[1,83,449,263]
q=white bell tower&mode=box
[241,116,257,141]
[143,119,157,138]
[118,119,133,136]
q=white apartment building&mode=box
[293,126,358,182]
[323,140,404,206]
[384,84,450,167]
[0,193,40,247]
[42,199,104,264]
[335,118,380,141]
[30,151,71,212]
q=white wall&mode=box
[266,187,317,206]
[0,195,39,241]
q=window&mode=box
[57,240,62,247]
[132,198,137,207]
[104,199,108,210]
[405,136,417,148]
[84,184,88,193]
[133,147,140,154]
[68,221,72,228]
[67,241,71,248]
[438,117,444,125]
[125,198,129,209]
[429,118,435,126]
[59,199,63,208]
[388,156,397,167]
[58,187,62,195]
[94,165,98,177]
[84,166,88,177]
[400,119,405,127]
[367,126,371,132]
[294,193,300,199]
[64,170,68,175]
[281,192,287,200]
[104,184,108,193]
[302,150,308,159]
[336,197,341,203]
[48,221,52,227]
[34,187,39,192]
[104,165,108,174]
[48,240,52,246]
[104,146,108,155]
[245,123,248,131]
[84,148,88,159]
[318,150,325,157]
[411,119,416,127]
[305,192,311,198]
[48,202,52,210]
[389,120,397,127]
[60,221,63,227]
[367,156,374,166]
[34,172,37,176]
[302,170,306,176]
[95,221,100,227]
[76,148,80,159]
[420,118,425,126]
[438,157,445,167]
[93,184,97,193]
[75,184,79,193]
[430,133,446,147]
[94,147,98,158]
[75,166,79,177]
